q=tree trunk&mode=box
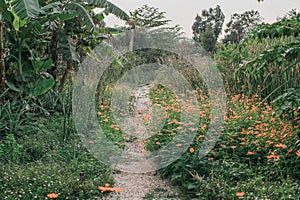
[58,61,72,91]
[0,9,6,92]
[49,29,58,80]
[129,24,135,51]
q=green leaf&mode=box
[11,0,40,20]
[187,183,197,190]
[11,9,20,31]
[95,13,104,21]
[85,0,129,21]
[66,2,95,30]
[6,81,21,92]
[35,59,53,71]
[0,0,13,23]
[49,12,77,21]
[40,2,62,12]
[61,35,80,64]
[28,78,55,96]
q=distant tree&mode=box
[192,5,225,52]
[223,10,262,45]
[129,5,170,28]
[199,23,216,52]
[126,5,182,50]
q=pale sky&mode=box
[104,0,300,38]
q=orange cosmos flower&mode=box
[236,192,245,197]
[98,186,123,193]
[247,151,255,155]
[113,187,123,193]
[189,148,195,153]
[199,125,207,131]
[142,115,150,120]
[296,150,300,156]
[47,193,59,199]
[274,143,287,148]
[267,154,280,159]
[98,186,108,192]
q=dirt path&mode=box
[107,85,182,200]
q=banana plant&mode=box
[0,0,129,94]
[235,13,300,102]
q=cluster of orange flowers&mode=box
[47,184,123,198]
[225,94,300,160]
[98,183,123,193]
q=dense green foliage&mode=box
[0,1,299,199]
[0,0,129,95]
[223,10,262,45]
[129,4,170,28]
[192,5,225,53]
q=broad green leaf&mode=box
[85,0,129,21]
[35,59,53,71]
[11,9,20,31]
[61,35,80,64]
[6,81,21,92]
[40,1,62,12]
[28,78,55,96]
[66,2,95,30]
[95,13,104,21]
[49,12,77,21]
[0,0,13,23]
[11,0,40,20]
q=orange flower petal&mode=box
[274,143,287,148]
[236,192,245,197]
[247,151,255,155]
[47,193,59,199]
[189,148,195,153]
[98,186,108,192]
[142,115,150,120]
[296,150,300,157]
[113,187,123,193]
[267,154,280,159]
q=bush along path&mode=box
[106,84,182,200]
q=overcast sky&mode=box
[104,0,300,38]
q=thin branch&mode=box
[0,9,6,92]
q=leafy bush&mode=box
[150,92,300,199]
